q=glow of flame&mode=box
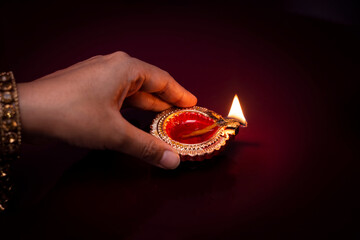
[227,94,247,125]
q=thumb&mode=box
[113,118,180,169]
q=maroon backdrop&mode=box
[0,2,358,239]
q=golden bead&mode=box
[2,119,18,131]
[4,132,17,144]
[0,170,7,178]
[3,104,16,118]
[1,81,12,91]
[1,91,13,103]
[0,74,10,82]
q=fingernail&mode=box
[159,150,180,169]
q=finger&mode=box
[124,91,172,111]
[132,58,197,107]
[112,118,180,169]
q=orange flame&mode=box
[228,94,247,125]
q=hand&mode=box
[17,51,197,169]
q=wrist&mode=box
[17,81,51,140]
[17,79,83,144]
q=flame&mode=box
[228,94,247,125]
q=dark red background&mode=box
[0,2,359,239]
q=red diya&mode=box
[151,95,247,161]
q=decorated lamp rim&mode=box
[150,106,236,158]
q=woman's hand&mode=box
[17,51,197,169]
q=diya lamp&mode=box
[151,95,247,161]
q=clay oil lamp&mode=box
[151,95,247,161]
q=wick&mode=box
[181,122,218,138]
[181,117,245,139]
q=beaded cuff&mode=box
[0,72,21,212]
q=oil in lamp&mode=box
[150,95,247,161]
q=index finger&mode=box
[132,58,197,107]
